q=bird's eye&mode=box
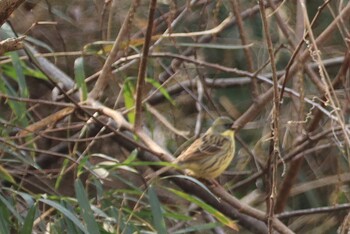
[224,123,232,129]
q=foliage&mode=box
[0,0,349,233]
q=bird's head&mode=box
[207,116,234,134]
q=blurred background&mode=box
[0,0,349,233]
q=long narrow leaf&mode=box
[9,52,28,98]
[39,198,88,233]
[167,188,238,231]
[0,165,15,184]
[122,78,136,124]
[148,186,167,234]
[74,179,100,234]
[0,194,23,224]
[0,76,28,126]
[0,200,10,234]
[74,57,88,101]
[146,78,175,105]
[20,204,37,234]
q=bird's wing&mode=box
[177,134,229,164]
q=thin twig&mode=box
[277,203,350,219]
[274,0,306,214]
[158,0,283,82]
[115,52,341,121]
[230,0,257,98]
[233,2,350,130]
[89,0,140,99]
[134,0,157,131]
[259,1,281,232]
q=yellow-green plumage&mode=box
[147,116,235,181]
[175,117,235,179]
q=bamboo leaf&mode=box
[74,57,88,101]
[148,186,167,234]
[146,78,175,105]
[167,188,239,231]
[122,78,136,124]
[20,204,37,234]
[75,179,100,234]
[0,165,15,184]
[39,198,88,233]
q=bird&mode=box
[146,116,235,183]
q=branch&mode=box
[0,0,25,26]
[134,0,157,131]
[0,36,24,55]
[89,0,140,99]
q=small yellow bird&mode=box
[147,116,235,182]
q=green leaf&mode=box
[167,188,238,231]
[163,211,191,222]
[146,78,175,105]
[122,78,136,124]
[61,201,82,234]
[9,52,28,98]
[12,191,35,216]
[20,204,37,234]
[63,215,81,234]
[77,154,90,178]
[1,25,28,98]
[163,175,217,199]
[0,165,15,184]
[1,146,38,169]
[23,65,47,80]
[74,57,88,101]
[123,149,138,164]
[0,194,23,224]
[148,186,167,234]
[74,179,101,234]
[0,76,28,126]
[0,199,10,234]
[24,36,54,55]
[83,41,113,55]
[39,198,88,233]
[55,158,70,189]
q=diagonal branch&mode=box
[89,0,140,99]
[0,0,25,26]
